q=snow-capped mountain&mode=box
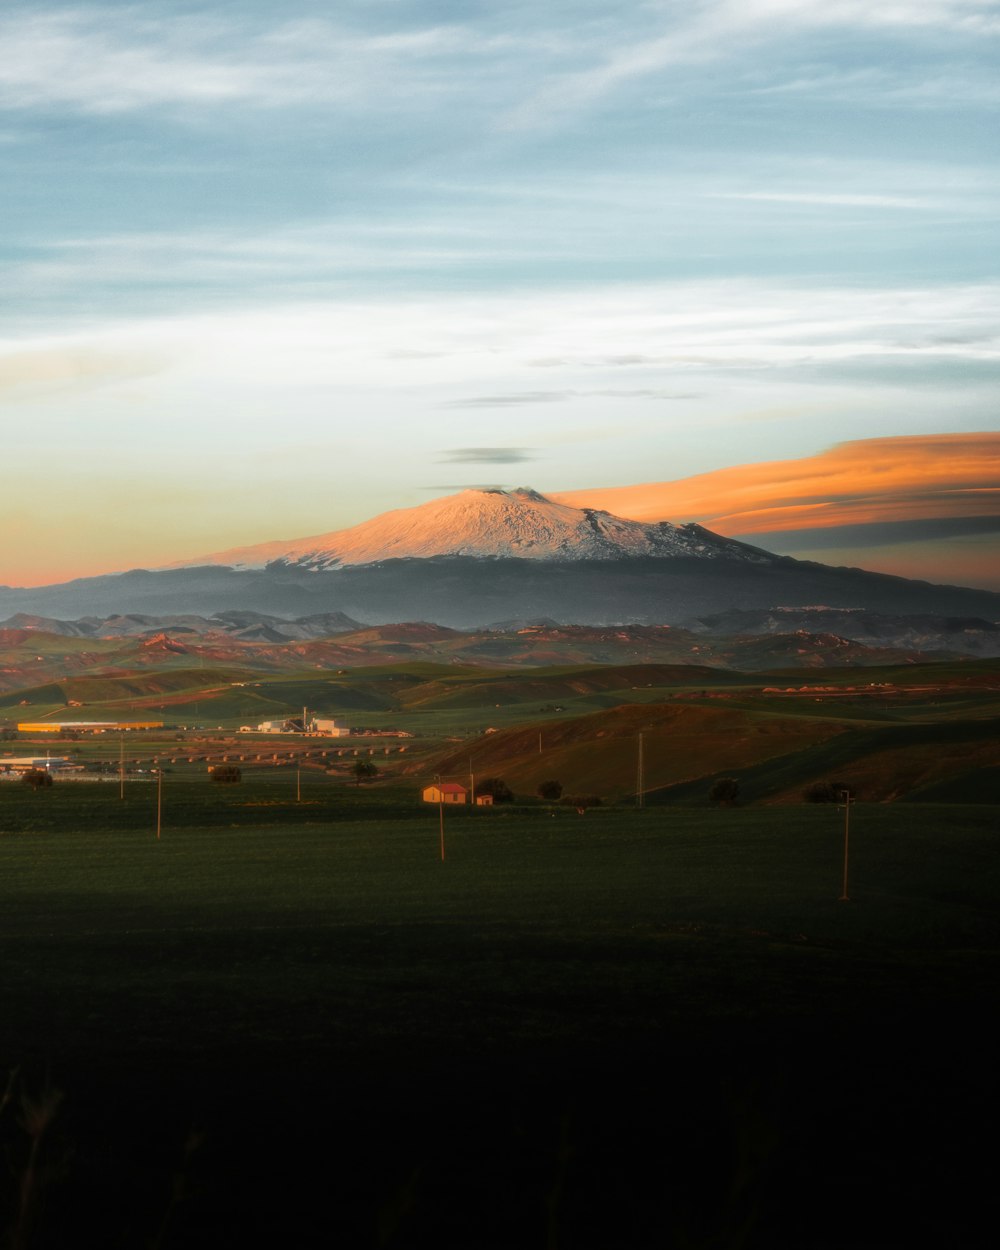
[7,488,1000,629]
[176,488,777,571]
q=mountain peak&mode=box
[178,486,774,573]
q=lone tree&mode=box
[803,780,853,803]
[536,779,563,801]
[709,777,741,806]
[351,758,379,785]
[477,777,513,803]
[211,765,242,785]
[21,769,53,789]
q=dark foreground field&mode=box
[1,786,997,1247]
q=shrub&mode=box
[803,780,853,803]
[709,777,740,805]
[351,759,379,785]
[536,779,563,801]
[477,778,514,803]
[21,769,53,789]
[211,765,242,785]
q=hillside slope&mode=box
[427,702,850,801]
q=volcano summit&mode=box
[177,488,776,571]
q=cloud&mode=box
[438,447,538,464]
[746,514,1000,550]
[0,346,163,396]
[9,275,1000,369]
[6,149,996,323]
[500,1,1000,128]
[441,387,701,407]
[2,278,997,413]
[441,393,573,409]
[0,9,539,118]
[552,432,1000,532]
[707,191,939,209]
[421,483,508,492]
[551,431,1000,588]
[744,64,1000,109]
[2,1,994,129]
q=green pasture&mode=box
[1,791,997,1247]
[3,657,999,749]
[3,657,998,1244]
[652,714,1000,804]
[0,772,424,836]
[2,791,997,1069]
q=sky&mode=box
[1,1,998,590]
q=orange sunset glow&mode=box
[554,433,1000,590]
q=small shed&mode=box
[475,794,493,806]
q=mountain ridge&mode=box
[169,487,779,571]
[3,488,1000,633]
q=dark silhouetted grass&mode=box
[1,796,997,1247]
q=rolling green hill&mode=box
[423,680,1000,805]
[3,649,998,804]
[427,701,850,800]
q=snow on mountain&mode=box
[173,488,777,572]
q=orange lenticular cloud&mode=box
[705,490,1000,536]
[553,433,1000,535]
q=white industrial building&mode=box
[0,756,78,775]
[246,715,351,737]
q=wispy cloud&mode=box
[2,2,994,127]
[739,0,1000,34]
[502,0,1000,128]
[0,10,521,115]
[744,64,1000,108]
[0,345,163,396]
[707,191,940,209]
[4,279,997,396]
[438,447,538,464]
[441,393,572,409]
[441,388,701,406]
[421,483,509,492]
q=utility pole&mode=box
[839,790,852,901]
[156,767,163,840]
[119,733,125,801]
[436,775,446,862]
[636,732,644,808]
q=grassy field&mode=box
[6,656,999,807]
[6,655,998,737]
[1,788,997,1246]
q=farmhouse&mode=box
[422,782,467,804]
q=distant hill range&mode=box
[2,488,999,641]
